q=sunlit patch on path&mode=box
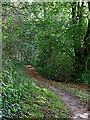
[74,113,88,118]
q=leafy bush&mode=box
[81,71,90,85]
[1,59,68,119]
[1,60,26,119]
[36,53,73,82]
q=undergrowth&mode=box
[1,60,68,119]
[57,83,88,102]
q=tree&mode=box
[71,2,90,80]
[2,2,90,83]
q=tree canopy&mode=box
[2,2,90,84]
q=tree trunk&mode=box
[72,2,83,79]
[83,2,90,71]
[72,2,90,80]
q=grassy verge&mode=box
[1,60,68,119]
[56,82,89,102]
[33,75,88,103]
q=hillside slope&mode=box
[23,65,89,119]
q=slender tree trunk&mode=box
[83,2,90,71]
[72,2,78,78]
[72,2,83,79]
[72,2,90,80]
[77,2,84,66]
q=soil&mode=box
[23,65,89,119]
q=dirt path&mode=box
[23,65,89,119]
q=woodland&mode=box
[1,1,90,119]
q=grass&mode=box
[35,78,88,103]
[57,82,88,101]
[2,60,68,119]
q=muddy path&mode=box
[23,65,89,119]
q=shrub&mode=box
[36,52,73,82]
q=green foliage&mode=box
[72,70,90,85]
[36,53,73,82]
[1,60,68,119]
[2,2,89,84]
[81,71,90,85]
[2,2,89,119]
[57,83,88,101]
